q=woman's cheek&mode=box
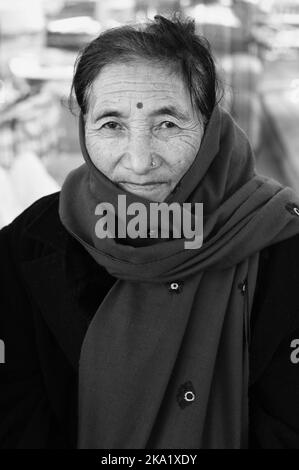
[87,137,115,160]
[161,136,198,162]
[85,138,111,173]
[85,134,100,156]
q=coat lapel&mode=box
[20,196,89,371]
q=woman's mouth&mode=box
[118,182,167,192]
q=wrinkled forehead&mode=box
[86,61,195,117]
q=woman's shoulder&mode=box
[0,192,62,258]
[1,191,60,237]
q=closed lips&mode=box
[119,182,166,186]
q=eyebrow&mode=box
[149,106,189,122]
[94,105,190,123]
[94,110,125,122]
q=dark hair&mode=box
[69,14,223,124]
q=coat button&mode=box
[184,391,195,402]
[168,281,183,293]
[177,381,196,409]
[285,203,299,217]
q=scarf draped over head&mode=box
[59,104,299,449]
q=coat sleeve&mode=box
[249,233,299,449]
[250,326,299,449]
[0,223,53,448]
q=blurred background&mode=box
[0,0,299,227]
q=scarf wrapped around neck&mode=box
[59,104,299,449]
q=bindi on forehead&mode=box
[136,102,143,109]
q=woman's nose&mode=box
[124,134,156,174]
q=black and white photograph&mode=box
[1,0,299,451]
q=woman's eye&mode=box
[155,121,180,136]
[102,122,121,130]
[160,121,177,129]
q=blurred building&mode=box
[0,0,45,35]
[95,0,136,27]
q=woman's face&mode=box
[84,60,205,202]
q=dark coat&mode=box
[1,192,299,449]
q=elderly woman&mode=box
[1,15,299,450]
